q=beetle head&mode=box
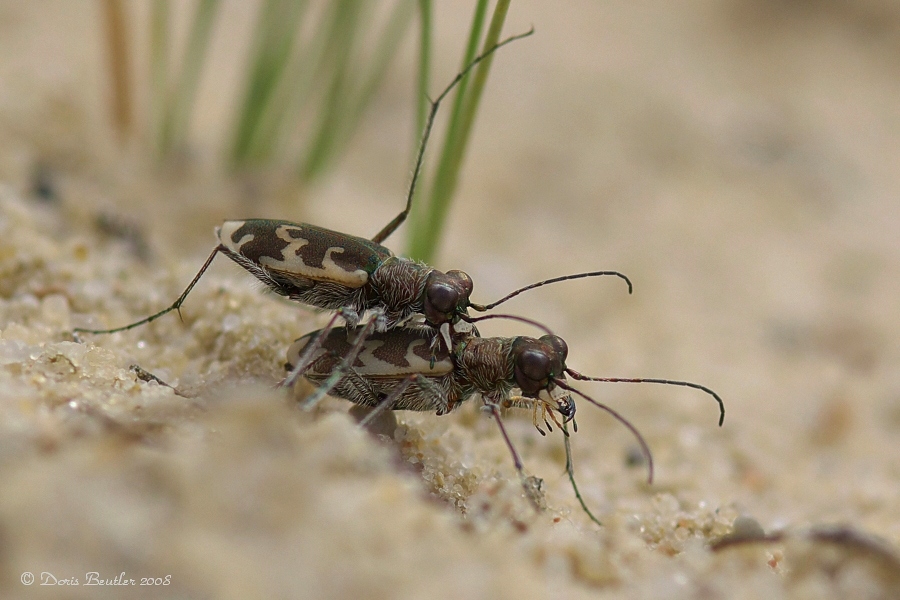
[511,335,568,397]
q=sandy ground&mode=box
[1,1,899,599]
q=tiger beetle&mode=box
[284,314,725,524]
[72,28,631,354]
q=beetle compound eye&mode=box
[538,335,568,376]
[424,273,461,325]
[540,335,568,362]
[519,348,550,381]
[446,270,474,301]
[514,346,551,395]
[429,283,458,313]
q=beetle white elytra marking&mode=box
[219,220,376,288]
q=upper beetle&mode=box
[217,219,475,331]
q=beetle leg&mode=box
[339,307,361,329]
[543,402,565,432]
[336,367,381,407]
[483,397,525,475]
[299,318,378,411]
[482,396,545,511]
[414,374,455,415]
[368,306,388,332]
[504,394,560,436]
[358,375,418,428]
[529,400,548,436]
[280,310,345,389]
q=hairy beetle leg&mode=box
[280,310,346,390]
[73,245,223,336]
[357,375,418,430]
[299,318,379,411]
[502,395,566,437]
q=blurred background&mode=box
[1,1,899,597]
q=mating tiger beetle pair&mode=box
[74,31,725,524]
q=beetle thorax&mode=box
[367,257,433,328]
[456,336,516,396]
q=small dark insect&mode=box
[129,364,190,398]
[31,162,57,203]
[285,317,725,523]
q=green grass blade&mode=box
[332,1,416,173]
[407,0,494,261]
[416,0,433,146]
[297,0,366,181]
[158,0,221,156]
[296,0,413,184]
[406,0,432,240]
[419,0,512,262]
[242,1,336,167]
[230,0,308,166]
[150,0,169,155]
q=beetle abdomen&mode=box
[331,375,459,413]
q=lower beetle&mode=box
[285,321,725,522]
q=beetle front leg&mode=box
[338,306,361,329]
[367,307,389,332]
[482,396,545,511]
[502,395,565,437]
[412,374,455,415]
[299,318,378,411]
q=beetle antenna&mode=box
[565,368,725,427]
[461,312,555,337]
[469,270,633,312]
[553,378,654,484]
[372,27,535,244]
[562,419,603,526]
